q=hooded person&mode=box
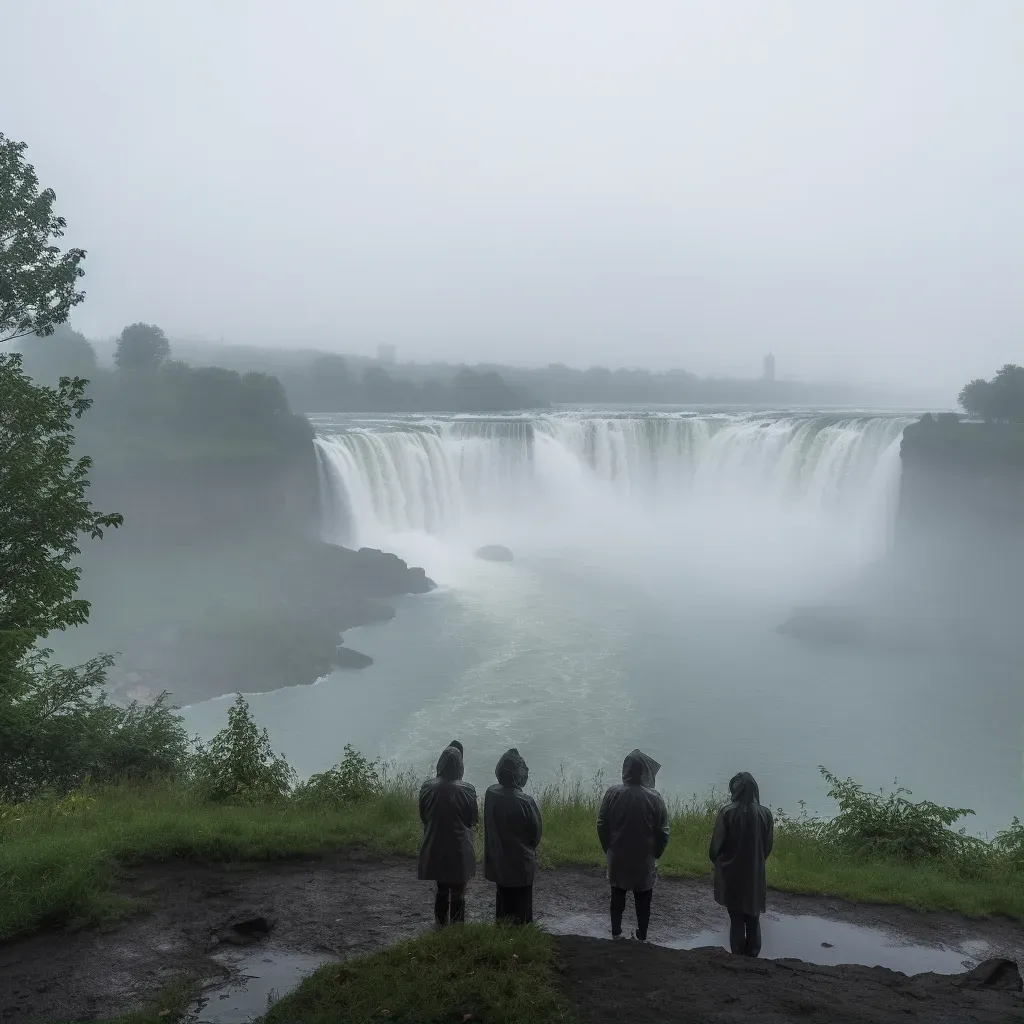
[709,772,774,957]
[484,748,542,925]
[596,749,671,942]
[418,744,478,926]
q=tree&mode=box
[0,353,123,675]
[959,364,1024,423]
[0,134,86,342]
[115,321,171,369]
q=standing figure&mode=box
[484,748,542,925]
[709,771,774,957]
[418,744,478,927]
[597,749,671,942]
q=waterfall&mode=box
[313,412,914,556]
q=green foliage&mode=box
[263,924,571,1024]
[0,353,122,673]
[293,745,381,808]
[191,694,296,802]
[114,322,171,370]
[959,363,1024,423]
[814,767,981,863]
[0,651,190,802]
[994,818,1024,866]
[0,134,86,343]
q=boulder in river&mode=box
[475,544,514,562]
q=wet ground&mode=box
[0,855,1021,1022]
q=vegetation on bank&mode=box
[262,925,570,1024]
[2,695,1023,945]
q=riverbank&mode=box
[2,776,1022,948]
[4,859,1022,1023]
[56,538,435,706]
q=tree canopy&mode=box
[0,353,123,675]
[115,321,171,369]
[958,364,1024,423]
[0,134,86,343]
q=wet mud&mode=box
[0,855,1020,1022]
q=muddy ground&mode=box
[0,854,1021,1022]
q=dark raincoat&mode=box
[596,749,671,891]
[417,746,478,884]
[709,772,774,916]
[484,748,543,888]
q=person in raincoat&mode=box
[709,771,774,957]
[596,749,671,941]
[484,748,542,925]
[418,744,478,926]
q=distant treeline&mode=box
[142,340,868,411]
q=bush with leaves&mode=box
[293,745,381,809]
[994,818,1024,867]
[0,651,190,803]
[816,767,983,863]
[192,694,296,802]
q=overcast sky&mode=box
[2,1,1022,394]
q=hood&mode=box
[621,749,661,787]
[448,739,464,756]
[495,748,529,788]
[729,772,760,806]
[435,745,465,781]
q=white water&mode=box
[181,408,1022,832]
[312,411,911,566]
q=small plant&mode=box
[994,818,1024,866]
[192,694,295,802]
[293,745,381,808]
[818,767,979,862]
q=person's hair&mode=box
[448,739,464,755]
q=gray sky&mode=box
[3,1,1022,394]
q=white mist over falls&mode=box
[183,411,1020,834]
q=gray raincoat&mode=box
[596,749,671,891]
[484,748,543,888]
[417,746,478,884]
[709,772,774,915]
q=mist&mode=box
[3,0,1023,398]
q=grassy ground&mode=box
[260,925,572,1024]
[2,779,1021,944]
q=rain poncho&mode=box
[484,748,543,887]
[709,772,774,915]
[596,749,671,891]
[417,746,478,884]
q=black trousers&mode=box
[728,909,762,957]
[610,886,653,940]
[495,884,533,925]
[434,882,466,926]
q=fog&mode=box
[3,1,1023,398]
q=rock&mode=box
[475,544,514,562]
[334,645,374,670]
[210,915,277,948]
[953,958,1022,992]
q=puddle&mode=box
[545,910,990,975]
[188,949,335,1024]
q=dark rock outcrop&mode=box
[334,645,374,670]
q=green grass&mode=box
[1,777,1021,945]
[261,924,574,1024]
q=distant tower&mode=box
[377,343,397,364]
[762,352,776,383]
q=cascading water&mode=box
[312,411,915,563]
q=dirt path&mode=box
[1,855,1021,1022]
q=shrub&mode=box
[994,818,1024,866]
[191,694,295,802]
[0,652,190,803]
[293,745,381,808]
[817,767,981,862]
